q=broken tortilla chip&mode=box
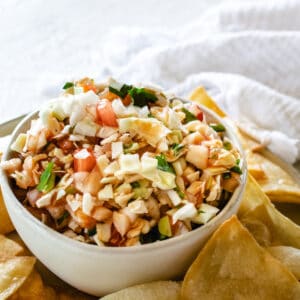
[239,131,300,204]
[0,234,23,262]
[101,281,181,300]
[189,86,226,117]
[238,175,300,248]
[0,188,14,235]
[181,215,300,300]
[6,232,32,256]
[0,256,36,299]
[267,246,300,280]
[8,270,45,300]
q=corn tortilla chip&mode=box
[267,246,300,280]
[0,188,14,235]
[238,175,300,248]
[6,232,32,256]
[8,270,44,300]
[239,131,300,203]
[0,235,23,262]
[189,86,226,117]
[181,216,300,300]
[0,256,36,299]
[101,281,181,300]
[43,286,57,300]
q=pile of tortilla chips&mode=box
[1,89,299,299]
[0,189,95,300]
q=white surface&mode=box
[0,0,221,121]
[1,0,300,164]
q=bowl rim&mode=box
[0,101,247,255]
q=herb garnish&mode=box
[171,143,184,156]
[223,141,232,150]
[56,211,70,226]
[210,124,226,132]
[37,162,56,193]
[128,87,157,107]
[62,82,74,90]
[109,84,132,99]
[87,227,97,236]
[230,159,242,174]
[182,108,197,123]
[155,154,175,174]
[175,186,185,199]
[131,182,140,189]
[223,172,232,179]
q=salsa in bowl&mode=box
[0,78,246,295]
[2,78,244,247]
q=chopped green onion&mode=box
[210,124,226,132]
[182,108,197,123]
[56,211,69,226]
[147,113,155,118]
[230,158,242,174]
[62,82,74,90]
[37,162,56,193]
[175,186,185,199]
[223,141,232,150]
[230,165,242,174]
[171,143,184,156]
[128,87,157,107]
[155,154,175,174]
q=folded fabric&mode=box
[99,0,300,163]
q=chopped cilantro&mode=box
[182,108,197,123]
[155,154,175,174]
[210,124,226,132]
[56,211,69,226]
[223,172,232,179]
[87,227,96,236]
[109,84,132,99]
[171,143,184,156]
[148,113,155,118]
[129,87,157,107]
[131,182,140,189]
[37,162,56,193]
[140,226,160,244]
[62,82,74,90]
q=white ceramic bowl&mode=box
[0,105,247,297]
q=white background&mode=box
[0,0,223,123]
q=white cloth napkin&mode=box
[98,0,300,164]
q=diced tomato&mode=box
[197,111,204,121]
[191,104,204,121]
[96,100,118,127]
[122,94,132,106]
[74,149,96,172]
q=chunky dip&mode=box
[1,78,242,247]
